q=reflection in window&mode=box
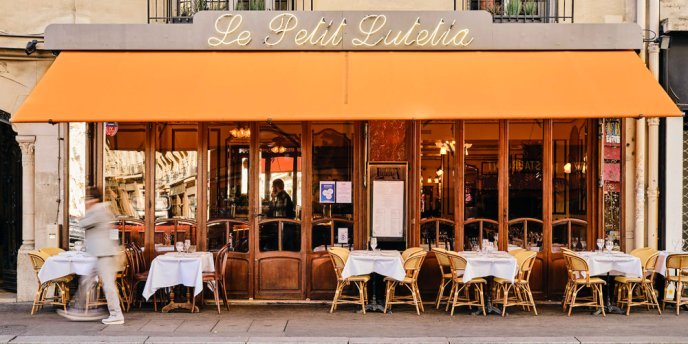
[259,123,301,220]
[552,119,589,252]
[508,121,543,251]
[464,121,499,250]
[312,220,354,251]
[208,220,250,253]
[155,124,198,221]
[420,121,455,251]
[104,124,146,246]
[259,220,301,252]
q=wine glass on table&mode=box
[596,239,604,253]
[370,237,378,251]
[605,239,613,253]
[184,239,191,253]
[175,241,184,253]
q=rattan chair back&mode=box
[432,248,451,268]
[515,251,537,282]
[446,252,468,276]
[509,248,527,256]
[402,251,427,281]
[630,247,654,256]
[328,247,350,280]
[28,251,48,275]
[666,253,688,282]
[39,247,64,256]
[401,247,424,261]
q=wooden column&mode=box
[455,120,465,251]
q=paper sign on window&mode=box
[337,227,349,244]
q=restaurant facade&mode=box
[8,7,683,301]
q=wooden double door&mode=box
[216,122,361,300]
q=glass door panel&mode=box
[464,121,499,251]
[104,123,146,247]
[207,123,251,252]
[154,124,198,252]
[420,121,456,251]
[508,121,544,252]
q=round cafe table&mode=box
[458,251,518,315]
[142,251,215,313]
[578,251,642,314]
[341,250,406,312]
[38,251,97,283]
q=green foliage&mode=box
[235,0,265,10]
[505,0,522,16]
[523,0,538,15]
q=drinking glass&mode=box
[596,239,604,252]
[673,239,682,252]
[74,241,83,253]
[370,237,378,251]
[175,241,184,253]
[184,239,191,253]
[604,240,613,253]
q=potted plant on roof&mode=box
[505,0,523,21]
[523,0,539,20]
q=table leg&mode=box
[472,276,502,315]
[363,273,385,313]
[161,286,199,313]
[593,273,623,315]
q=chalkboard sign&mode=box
[368,162,407,242]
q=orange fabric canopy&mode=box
[12,51,682,123]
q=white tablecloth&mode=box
[341,250,406,281]
[578,252,642,278]
[458,251,518,283]
[142,252,215,300]
[38,251,97,283]
[655,251,688,276]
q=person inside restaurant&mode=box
[268,178,295,218]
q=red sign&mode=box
[105,122,119,136]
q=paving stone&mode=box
[450,337,579,344]
[349,338,449,344]
[577,337,688,344]
[175,320,219,333]
[247,320,287,333]
[145,336,247,343]
[212,319,253,334]
[102,319,150,332]
[139,320,184,332]
[0,336,14,344]
[10,336,147,343]
[248,337,347,344]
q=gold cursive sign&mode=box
[208,13,473,48]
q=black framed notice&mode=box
[368,162,407,242]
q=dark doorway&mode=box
[0,110,22,292]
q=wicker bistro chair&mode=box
[124,244,159,312]
[563,252,606,316]
[193,244,230,313]
[662,253,688,315]
[39,247,65,256]
[401,247,425,261]
[28,251,72,315]
[615,249,661,315]
[431,248,453,309]
[444,252,486,316]
[327,247,370,314]
[493,250,538,316]
[116,250,131,311]
[508,248,528,256]
[384,250,427,315]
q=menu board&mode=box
[372,180,405,238]
[368,162,407,241]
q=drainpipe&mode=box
[646,0,660,249]
[633,0,647,250]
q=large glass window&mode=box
[508,121,544,252]
[311,123,355,251]
[464,121,499,251]
[552,119,589,252]
[420,121,455,251]
[104,124,146,247]
[207,123,251,252]
[258,123,302,252]
[154,124,198,251]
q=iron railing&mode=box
[467,0,574,23]
[148,0,574,24]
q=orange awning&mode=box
[12,51,682,123]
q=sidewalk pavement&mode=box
[0,302,687,343]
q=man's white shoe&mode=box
[101,315,124,325]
